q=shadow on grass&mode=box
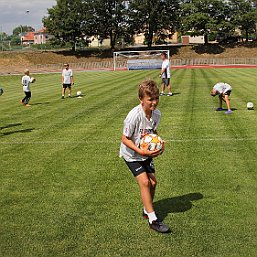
[31,102,50,106]
[154,192,203,220]
[0,123,22,130]
[1,128,34,136]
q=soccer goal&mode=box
[113,50,170,71]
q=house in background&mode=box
[34,28,53,44]
[21,32,34,45]
[20,28,53,45]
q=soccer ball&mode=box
[140,133,164,152]
[30,77,36,83]
[247,102,254,110]
[77,91,82,96]
[0,87,3,96]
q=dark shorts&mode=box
[124,158,155,177]
[224,90,231,96]
[63,83,72,89]
[162,78,170,86]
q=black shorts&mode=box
[124,158,155,177]
[224,90,231,96]
[63,83,72,89]
[162,78,170,86]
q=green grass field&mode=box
[0,68,257,257]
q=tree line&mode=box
[42,0,257,50]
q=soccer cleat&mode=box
[61,96,64,99]
[68,95,71,98]
[167,92,173,96]
[160,92,164,96]
[216,107,223,111]
[225,110,233,114]
[149,219,171,233]
[142,211,148,219]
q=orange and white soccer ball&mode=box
[140,134,164,152]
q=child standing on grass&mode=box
[120,80,170,233]
[211,82,233,114]
[21,69,32,107]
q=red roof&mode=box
[34,28,47,34]
[22,32,34,41]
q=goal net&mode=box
[113,50,170,71]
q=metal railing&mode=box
[1,58,257,75]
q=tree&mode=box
[91,0,128,49]
[43,0,93,50]
[181,0,230,44]
[12,26,35,36]
[230,0,257,42]
[128,0,180,47]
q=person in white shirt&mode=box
[211,82,233,114]
[120,80,170,233]
[21,69,32,107]
[159,52,172,96]
[61,63,74,99]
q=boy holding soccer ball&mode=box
[120,80,170,233]
[21,69,34,107]
[211,82,233,114]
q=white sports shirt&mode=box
[62,68,73,84]
[161,59,170,79]
[21,75,31,92]
[213,82,232,94]
[120,104,161,162]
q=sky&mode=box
[0,0,56,35]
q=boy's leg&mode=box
[68,85,71,97]
[224,95,231,111]
[26,92,31,104]
[160,82,165,95]
[62,87,66,97]
[166,80,173,96]
[136,172,155,214]
[148,173,157,202]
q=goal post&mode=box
[113,50,170,71]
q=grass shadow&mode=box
[1,128,34,136]
[154,192,203,220]
[0,123,22,130]
[192,44,225,55]
[31,102,50,106]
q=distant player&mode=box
[21,69,32,107]
[159,52,172,96]
[61,63,74,99]
[211,82,233,114]
[120,80,170,233]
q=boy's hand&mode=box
[140,149,161,158]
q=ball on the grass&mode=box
[140,133,164,152]
[247,102,254,110]
[0,87,3,96]
[30,77,36,83]
[77,91,82,96]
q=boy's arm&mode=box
[61,75,64,84]
[121,134,161,158]
[71,75,74,85]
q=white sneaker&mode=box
[167,92,173,96]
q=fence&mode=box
[1,58,257,75]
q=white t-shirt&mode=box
[161,59,170,79]
[120,104,161,162]
[213,82,232,94]
[21,75,31,92]
[62,68,73,84]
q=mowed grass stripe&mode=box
[1,69,257,257]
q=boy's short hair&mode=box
[24,69,29,75]
[161,52,167,58]
[138,80,159,99]
[210,89,217,96]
